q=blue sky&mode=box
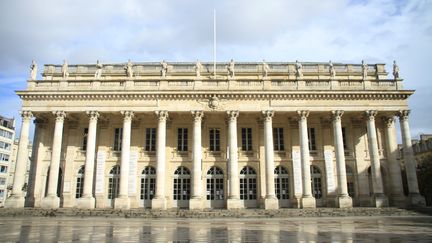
[0,0,431,139]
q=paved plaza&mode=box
[0,216,431,242]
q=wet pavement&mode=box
[0,216,431,242]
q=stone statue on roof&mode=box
[262,59,270,77]
[61,60,69,78]
[227,59,235,78]
[393,60,399,79]
[329,60,336,78]
[95,60,103,78]
[295,60,303,78]
[362,60,368,79]
[30,60,37,80]
[161,60,168,77]
[125,59,133,78]
[195,60,202,78]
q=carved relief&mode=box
[86,111,100,121]
[191,110,204,121]
[155,110,169,121]
[121,111,134,121]
[331,110,344,121]
[397,110,410,121]
[52,110,66,122]
[227,110,239,121]
[20,110,33,121]
[262,110,274,122]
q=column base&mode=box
[4,195,25,208]
[189,197,204,209]
[263,197,279,210]
[371,193,388,208]
[301,196,316,208]
[336,195,353,208]
[114,196,130,209]
[290,197,301,208]
[408,193,426,207]
[76,197,96,209]
[25,195,36,207]
[151,197,167,209]
[227,198,243,209]
[389,194,407,207]
[41,195,60,209]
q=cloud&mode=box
[0,0,431,139]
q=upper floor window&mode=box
[0,153,9,162]
[241,128,253,151]
[0,129,13,139]
[342,127,348,150]
[0,141,11,151]
[114,128,123,151]
[145,128,156,152]
[82,128,88,150]
[0,166,7,173]
[177,128,188,152]
[273,127,285,151]
[308,127,317,151]
[209,128,220,152]
[0,178,6,185]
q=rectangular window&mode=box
[273,127,285,151]
[241,128,252,151]
[145,128,156,152]
[82,128,88,150]
[0,129,13,139]
[0,166,7,173]
[342,127,347,150]
[0,189,4,198]
[308,128,317,151]
[209,128,221,152]
[114,128,123,151]
[0,141,11,151]
[0,178,5,185]
[177,128,188,152]
[0,153,9,162]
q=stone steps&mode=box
[0,207,431,218]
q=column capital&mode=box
[52,111,66,122]
[191,110,204,122]
[86,111,100,121]
[20,110,33,121]
[397,110,410,121]
[383,116,395,128]
[121,110,134,121]
[262,110,274,121]
[331,110,344,121]
[155,110,169,121]
[297,110,309,120]
[227,110,239,121]
[365,110,378,121]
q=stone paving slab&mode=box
[0,207,430,218]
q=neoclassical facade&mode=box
[5,60,425,209]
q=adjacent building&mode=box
[0,115,15,206]
[7,140,32,199]
[5,60,425,209]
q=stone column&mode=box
[114,111,133,209]
[262,110,278,209]
[383,117,406,207]
[332,110,352,208]
[152,110,169,209]
[398,110,426,206]
[190,110,204,209]
[77,111,99,209]
[227,110,241,209]
[5,111,33,208]
[365,110,388,207]
[298,110,316,208]
[41,110,66,208]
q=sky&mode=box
[0,0,431,140]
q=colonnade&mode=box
[5,109,425,209]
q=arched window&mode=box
[310,165,322,199]
[108,165,120,199]
[173,166,191,200]
[274,166,290,200]
[346,165,355,197]
[140,166,156,200]
[75,166,85,198]
[240,166,257,200]
[206,166,224,200]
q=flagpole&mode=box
[213,9,216,79]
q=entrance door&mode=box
[240,166,257,208]
[311,165,323,207]
[274,166,290,208]
[107,165,120,207]
[140,166,156,208]
[173,166,191,208]
[206,166,224,208]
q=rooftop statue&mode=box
[95,60,103,78]
[227,59,235,78]
[30,60,37,80]
[125,59,133,78]
[195,60,202,78]
[161,60,168,77]
[262,59,270,77]
[61,60,69,78]
[295,60,303,78]
[393,60,400,79]
[329,60,336,78]
[362,60,368,79]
